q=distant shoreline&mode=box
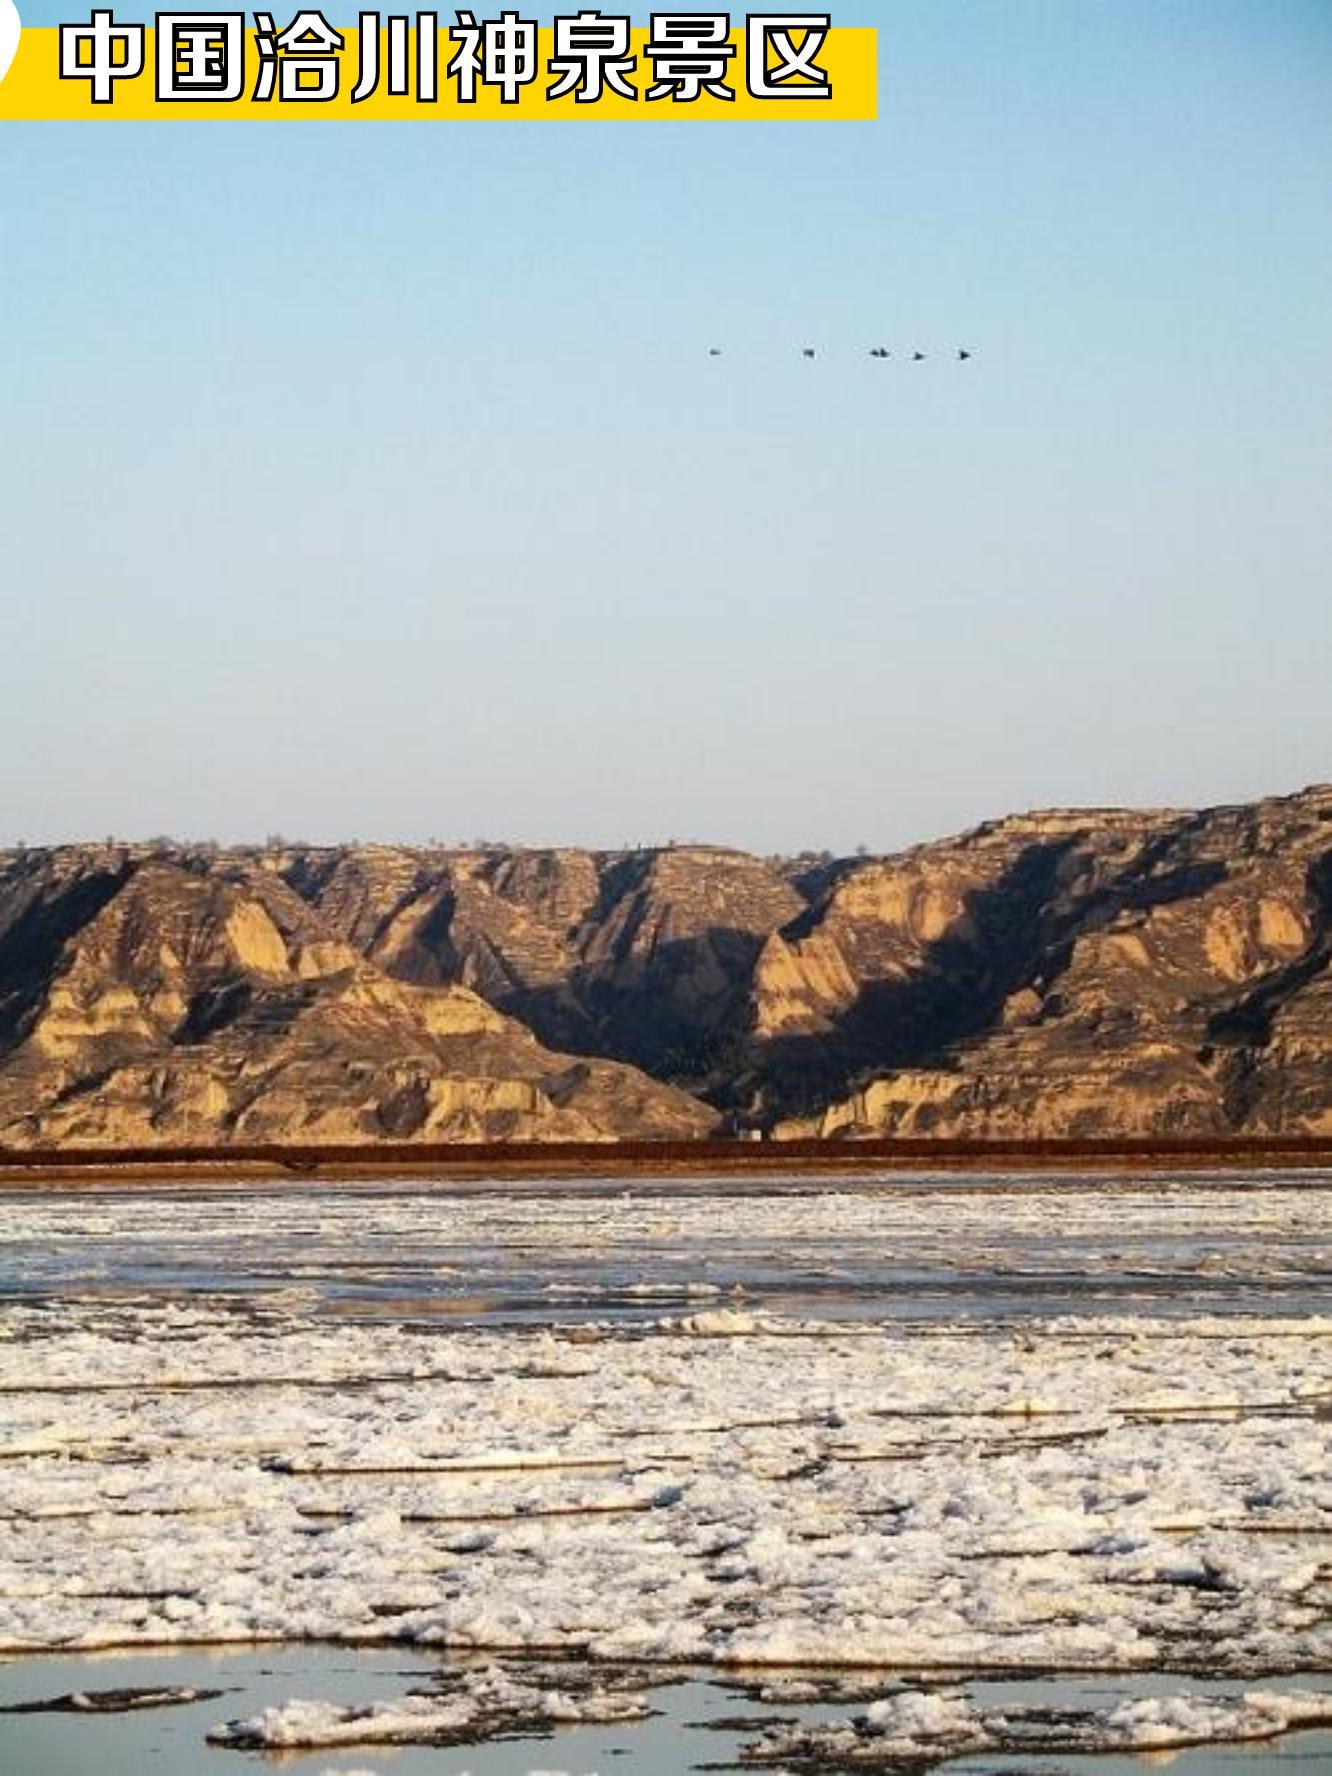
[2,1135,1331,1187]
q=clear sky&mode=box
[2,1,1329,853]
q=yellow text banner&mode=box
[0,24,877,119]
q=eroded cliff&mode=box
[2,783,1330,1145]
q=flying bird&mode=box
[801,347,817,359]
[912,351,927,361]
[708,347,722,357]
[869,347,890,359]
[957,348,972,360]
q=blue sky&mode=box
[2,1,1329,851]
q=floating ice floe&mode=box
[746,1685,1332,1767]
[0,1186,1329,1677]
[209,1663,652,1747]
[0,1293,1329,1669]
[0,1684,221,1713]
[674,1307,763,1336]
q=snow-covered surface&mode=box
[0,1174,1328,1776]
[747,1683,1332,1766]
[207,1674,1332,1760]
[208,1662,651,1746]
[0,1277,1328,1666]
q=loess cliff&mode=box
[2,782,1331,1147]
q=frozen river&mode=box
[0,1172,1328,1775]
[1,1171,1329,1323]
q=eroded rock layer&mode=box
[0,849,714,1146]
[2,783,1331,1144]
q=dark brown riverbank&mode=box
[2,1134,1332,1187]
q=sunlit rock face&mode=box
[287,841,804,1079]
[0,847,716,1146]
[2,783,1331,1144]
[761,787,1332,1138]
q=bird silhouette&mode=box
[697,343,977,362]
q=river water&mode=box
[0,1171,1328,1323]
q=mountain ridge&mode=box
[3,783,1330,1146]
